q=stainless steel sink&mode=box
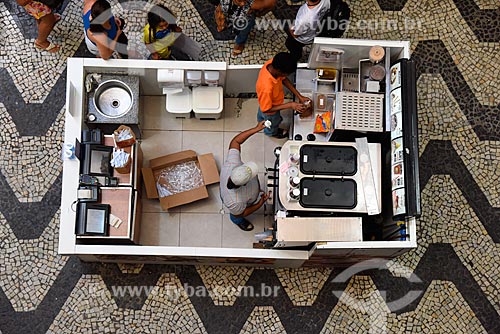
[93,79,133,118]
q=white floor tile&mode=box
[223,98,260,132]
[223,131,265,173]
[140,130,182,165]
[180,213,222,247]
[222,213,265,248]
[181,131,224,169]
[139,212,180,246]
[141,96,183,131]
[179,184,223,214]
[263,214,275,230]
[182,110,225,132]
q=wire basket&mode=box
[336,92,384,132]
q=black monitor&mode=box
[82,144,114,177]
[75,203,110,236]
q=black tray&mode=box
[299,178,357,209]
[300,145,357,176]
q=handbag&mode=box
[216,0,246,32]
[215,4,227,32]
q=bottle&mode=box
[289,153,300,164]
[288,188,300,201]
[289,176,300,188]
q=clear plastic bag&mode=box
[156,161,204,198]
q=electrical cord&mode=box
[71,199,80,212]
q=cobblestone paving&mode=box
[0,0,499,333]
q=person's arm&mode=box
[16,0,32,6]
[288,28,298,39]
[146,46,160,60]
[229,121,266,151]
[90,28,123,60]
[171,25,182,32]
[233,192,270,218]
[283,77,311,104]
[249,0,276,13]
[263,101,304,114]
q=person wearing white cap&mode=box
[220,121,270,231]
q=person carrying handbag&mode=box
[16,0,62,53]
[219,0,276,57]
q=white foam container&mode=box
[192,86,223,119]
[166,88,192,118]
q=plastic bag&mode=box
[314,111,332,133]
[156,161,204,198]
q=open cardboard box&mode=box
[142,150,219,210]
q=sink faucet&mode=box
[85,74,102,93]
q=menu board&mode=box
[390,63,406,217]
[390,62,402,90]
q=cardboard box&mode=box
[142,150,219,210]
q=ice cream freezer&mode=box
[59,38,420,267]
[267,38,420,263]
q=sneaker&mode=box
[236,219,254,231]
[272,129,289,139]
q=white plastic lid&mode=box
[157,69,184,83]
[166,88,192,113]
[204,71,220,81]
[187,71,202,80]
[193,87,223,112]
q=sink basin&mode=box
[93,80,133,118]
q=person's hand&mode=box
[298,95,311,105]
[174,26,182,33]
[260,191,270,204]
[256,120,267,130]
[115,24,123,38]
[151,52,160,60]
[291,102,305,112]
[115,17,123,28]
[17,0,32,7]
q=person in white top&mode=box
[220,121,270,231]
[286,0,330,61]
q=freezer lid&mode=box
[300,144,357,176]
[300,178,357,209]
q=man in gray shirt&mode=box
[285,0,330,60]
[220,121,270,231]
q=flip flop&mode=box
[236,219,254,232]
[34,41,60,53]
[232,44,244,56]
[272,129,289,139]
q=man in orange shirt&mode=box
[256,52,311,137]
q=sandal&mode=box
[272,129,289,139]
[34,41,60,53]
[236,219,254,232]
[232,43,244,56]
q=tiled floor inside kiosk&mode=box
[1,0,499,333]
[139,97,287,248]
